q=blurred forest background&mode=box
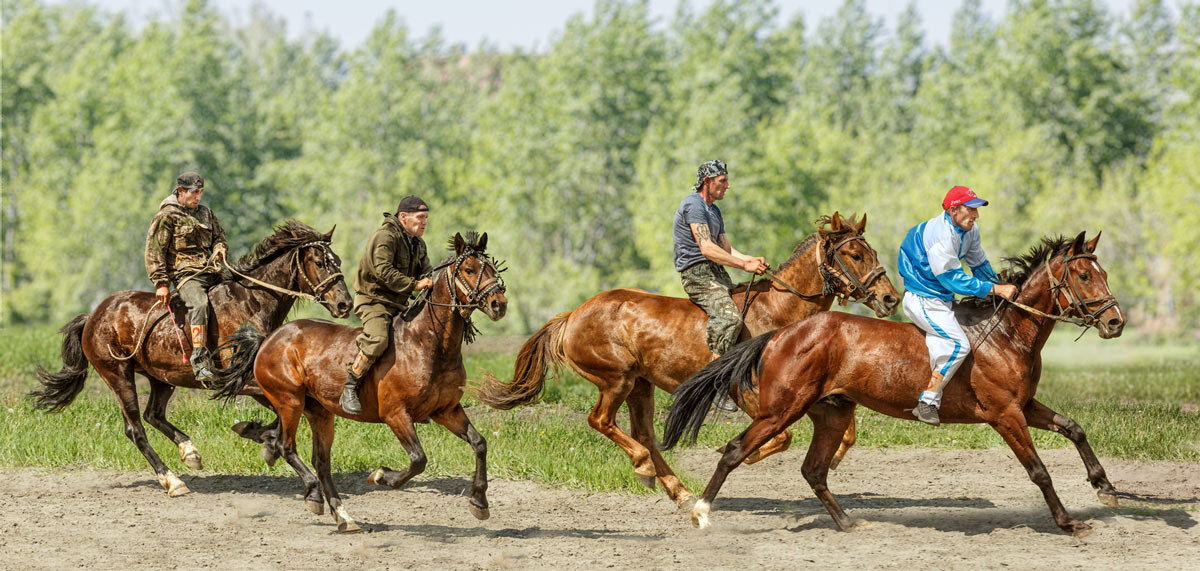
[3,0,1197,335]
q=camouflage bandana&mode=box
[692,160,728,191]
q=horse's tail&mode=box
[473,312,570,410]
[212,325,264,403]
[30,314,91,412]
[661,331,777,450]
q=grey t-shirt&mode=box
[673,192,726,272]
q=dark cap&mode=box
[692,160,728,191]
[396,195,429,214]
[176,172,204,189]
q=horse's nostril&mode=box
[884,294,898,305]
[1107,318,1122,328]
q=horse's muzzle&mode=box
[485,297,507,321]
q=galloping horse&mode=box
[215,232,507,532]
[664,232,1124,537]
[30,221,352,496]
[477,213,900,508]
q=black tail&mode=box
[212,324,264,402]
[661,331,777,450]
[30,314,91,412]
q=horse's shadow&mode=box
[358,522,661,541]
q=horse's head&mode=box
[1046,231,1124,338]
[818,212,900,317]
[441,232,508,321]
[297,226,352,318]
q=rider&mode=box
[145,171,228,382]
[674,160,769,410]
[340,195,434,415]
[897,186,1018,426]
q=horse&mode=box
[214,232,507,532]
[663,231,1124,537]
[476,212,900,509]
[30,221,353,496]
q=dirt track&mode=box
[3,447,1197,570]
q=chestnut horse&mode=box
[477,213,900,508]
[664,232,1124,537]
[30,221,352,496]
[215,232,507,532]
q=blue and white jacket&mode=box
[898,212,998,302]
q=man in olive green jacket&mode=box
[340,195,434,414]
[145,171,228,382]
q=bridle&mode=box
[1006,250,1119,334]
[223,240,345,310]
[420,248,507,316]
[760,233,888,306]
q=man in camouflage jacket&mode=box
[340,195,434,415]
[145,171,228,382]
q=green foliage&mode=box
[2,0,1198,334]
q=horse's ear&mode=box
[857,213,867,235]
[830,212,843,232]
[478,232,488,252]
[1085,231,1101,253]
[324,225,336,241]
[454,232,466,255]
[1069,231,1087,255]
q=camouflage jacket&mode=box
[145,194,228,289]
[353,213,432,310]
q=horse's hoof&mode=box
[1071,524,1094,538]
[829,456,842,471]
[177,441,203,470]
[742,452,763,465]
[635,472,656,490]
[261,444,279,467]
[306,499,325,515]
[337,520,362,533]
[367,468,386,486]
[676,494,698,512]
[159,471,191,497]
[469,503,490,521]
[691,500,711,529]
[1098,492,1119,508]
[231,421,254,437]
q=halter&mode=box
[412,247,507,343]
[223,240,345,309]
[761,233,887,305]
[1006,250,1119,337]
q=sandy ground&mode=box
[2,447,1197,570]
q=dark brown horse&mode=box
[663,232,1124,537]
[215,232,507,532]
[476,213,900,508]
[30,221,352,496]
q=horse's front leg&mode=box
[143,378,202,470]
[369,408,427,491]
[432,404,490,520]
[1024,398,1119,507]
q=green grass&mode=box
[1,323,1197,495]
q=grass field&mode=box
[1,324,1197,495]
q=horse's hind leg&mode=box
[232,395,283,467]
[991,411,1092,537]
[272,392,324,515]
[692,410,801,529]
[142,378,202,470]
[734,386,793,466]
[581,372,658,489]
[369,409,427,490]
[802,402,858,531]
[432,404,490,520]
[1024,398,1118,507]
[830,410,856,470]
[97,363,189,496]
[307,406,358,532]
[626,380,692,508]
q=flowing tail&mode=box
[661,331,777,450]
[212,325,264,402]
[473,312,570,409]
[30,314,91,412]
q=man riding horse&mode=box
[897,185,1018,426]
[144,171,228,382]
[340,195,434,415]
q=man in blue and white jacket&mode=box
[897,186,1018,426]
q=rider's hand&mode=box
[414,277,434,291]
[742,257,768,276]
[156,286,169,305]
[213,245,227,262]
[992,283,1018,301]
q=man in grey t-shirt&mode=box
[673,160,768,365]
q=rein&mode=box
[1004,251,1118,339]
[753,234,888,305]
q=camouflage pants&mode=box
[176,273,221,326]
[680,262,742,355]
[353,299,397,371]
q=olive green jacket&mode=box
[353,213,433,311]
[145,194,227,289]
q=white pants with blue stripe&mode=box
[902,291,970,407]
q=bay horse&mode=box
[30,221,352,496]
[663,231,1124,537]
[214,232,507,532]
[476,213,900,508]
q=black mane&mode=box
[233,220,326,273]
[956,235,1076,323]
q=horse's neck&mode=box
[220,255,296,331]
[411,281,466,359]
[745,238,832,332]
[996,267,1060,361]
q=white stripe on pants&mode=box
[902,291,970,407]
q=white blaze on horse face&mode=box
[1088,259,1124,323]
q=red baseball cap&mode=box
[942,186,988,209]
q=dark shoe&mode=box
[912,402,940,426]
[190,346,217,383]
[340,372,363,415]
[713,393,739,412]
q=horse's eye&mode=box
[851,254,862,262]
[1079,272,1089,281]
